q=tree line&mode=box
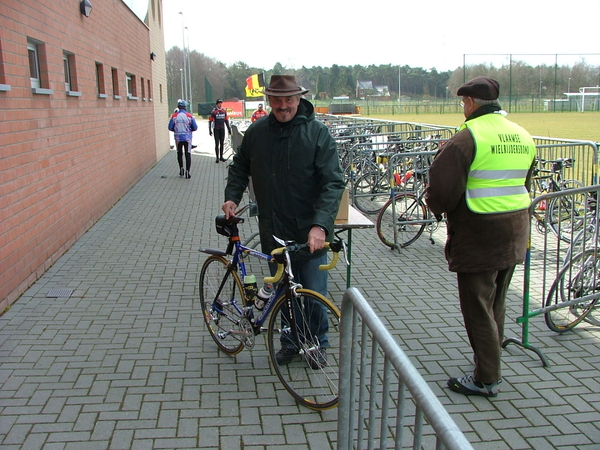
[166,47,600,110]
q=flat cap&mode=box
[457,76,500,100]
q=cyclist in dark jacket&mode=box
[209,99,232,163]
[222,75,345,369]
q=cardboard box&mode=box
[335,187,350,221]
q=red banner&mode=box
[223,101,244,117]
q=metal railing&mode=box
[503,184,600,366]
[338,288,474,450]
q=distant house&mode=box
[356,80,374,99]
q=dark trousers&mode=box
[176,140,191,171]
[456,265,516,384]
[213,128,226,159]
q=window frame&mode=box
[28,40,40,89]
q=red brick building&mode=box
[0,0,171,310]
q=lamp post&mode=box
[184,26,193,114]
[179,12,188,105]
[180,68,184,99]
[568,77,571,93]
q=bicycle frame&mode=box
[207,238,294,333]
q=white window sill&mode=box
[32,87,54,95]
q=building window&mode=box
[141,76,145,100]
[63,52,79,95]
[28,38,53,95]
[126,73,137,99]
[159,84,163,102]
[0,39,11,91]
[147,79,152,100]
[112,67,120,98]
[28,40,40,89]
[96,62,106,98]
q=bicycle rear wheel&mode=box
[266,289,341,410]
[199,255,248,355]
[547,187,586,242]
[544,249,600,332]
[376,193,427,248]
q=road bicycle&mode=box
[531,157,585,241]
[375,152,440,249]
[543,189,600,332]
[544,247,600,332]
[198,214,345,410]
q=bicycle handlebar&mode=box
[263,241,342,285]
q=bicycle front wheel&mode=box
[199,255,247,355]
[352,172,390,215]
[376,193,427,248]
[544,248,600,332]
[266,289,341,410]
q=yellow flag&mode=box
[245,86,263,98]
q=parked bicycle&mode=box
[544,190,600,332]
[531,157,585,241]
[544,247,600,332]
[199,214,345,410]
[375,153,440,249]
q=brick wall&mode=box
[0,0,170,310]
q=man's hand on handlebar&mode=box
[308,226,326,253]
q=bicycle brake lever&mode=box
[342,240,349,266]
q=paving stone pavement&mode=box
[1,121,600,449]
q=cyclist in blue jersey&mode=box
[168,99,198,179]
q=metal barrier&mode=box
[531,139,599,185]
[503,184,600,366]
[338,288,474,450]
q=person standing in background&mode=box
[209,99,232,163]
[251,103,268,122]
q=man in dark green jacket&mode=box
[222,75,344,368]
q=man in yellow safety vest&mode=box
[425,76,536,397]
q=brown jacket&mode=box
[425,118,534,273]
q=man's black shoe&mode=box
[276,347,299,365]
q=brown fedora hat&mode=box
[262,75,309,97]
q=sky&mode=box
[162,0,600,72]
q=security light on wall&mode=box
[150,52,157,61]
[80,0,92,17]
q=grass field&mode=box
[366,112,600,142]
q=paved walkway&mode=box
[1,121,599,449]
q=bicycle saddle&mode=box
[215,214,244,237]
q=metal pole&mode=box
[185,27,193,114]
[179,12,188,105]
[180,68,184,99]
[398,65,401,113]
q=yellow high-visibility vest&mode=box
[461,113,536,214]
